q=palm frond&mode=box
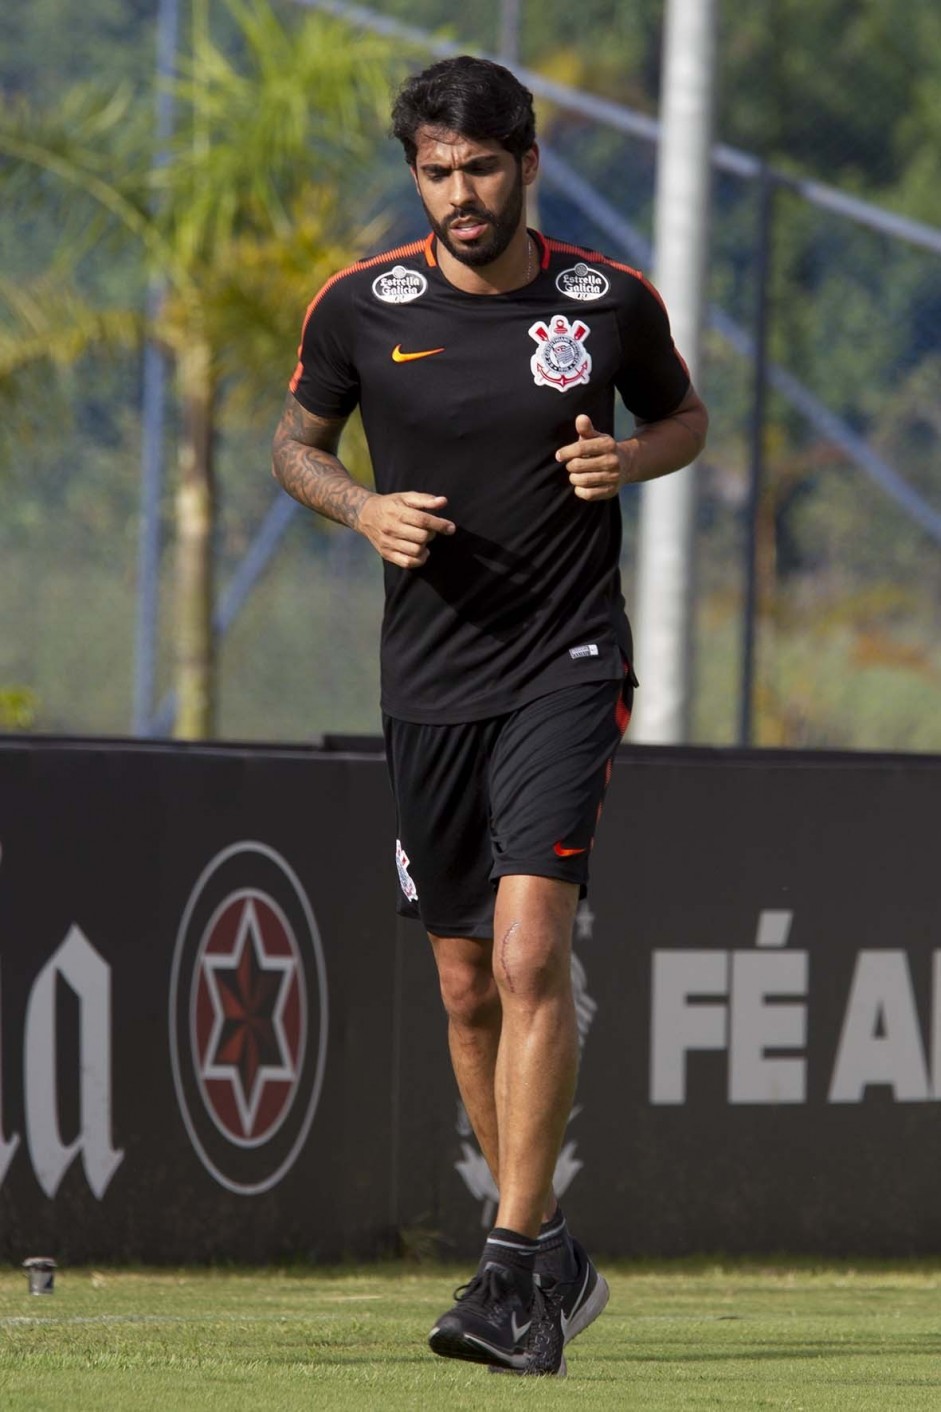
[0,1,401,429]
[0,83,186,289]
[160,3,397,262]
[0,272,143,379]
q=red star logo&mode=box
[196,894,302,1139]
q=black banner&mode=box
[1,737,940,1261]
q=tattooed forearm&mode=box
[271,393,372,530]
[274,439,370,530]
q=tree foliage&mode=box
[1,0,940,748]
[0,0,396,738]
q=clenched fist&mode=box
[556,414,633,501]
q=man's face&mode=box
[411,127,537,268]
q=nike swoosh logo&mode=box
[553,842,587,857]
[465,1333,529,1367]
[392,344,445,362]
[560,1267,592,1340]
[511,1313,532,1344]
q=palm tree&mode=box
[0,0,394,737]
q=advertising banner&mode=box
[1,738,939,1262]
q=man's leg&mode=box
[428,929,563,1224]
[476,679,626,1367]
[490,874,579,1237]
[427,681,624,1368]
[428,875,594,1373]
[427,885,577,1372]
[482,874,610,1376]
[428,932,501,1182]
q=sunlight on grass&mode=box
[0,1262,939,1410]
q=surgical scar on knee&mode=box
[498,920,521,993]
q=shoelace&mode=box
[523,1283,565,1372]
[536,1275,566,1307]
[453,1266,529,1326]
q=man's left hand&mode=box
[555,415,632,501]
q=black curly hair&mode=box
[390,55,536,165]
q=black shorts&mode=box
[382,676,632,939]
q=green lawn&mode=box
[1,1261,939,1410]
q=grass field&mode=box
[1,1260,940,1411]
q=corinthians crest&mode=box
[455,902,599,1226]
[529,313,592,391]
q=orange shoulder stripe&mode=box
[289,237,431,393]
[543,236,645,282]
[542,236,680,320]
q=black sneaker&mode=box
[428,1260,533,1370]
[492,1239,607,1377]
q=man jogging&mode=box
[272,55,707,1375]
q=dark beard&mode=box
[423,172,524,269]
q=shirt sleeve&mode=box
[288,279,360,419]
[614,272,691,422]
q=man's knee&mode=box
[492,920,573,1008]
[433,946,498,1029]
[491,876,577,1005]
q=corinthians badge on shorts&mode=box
[169,841,328,1195]
[529,314,592,392]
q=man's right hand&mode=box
[356,492,456,569]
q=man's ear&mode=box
[408,162,420,194]
[522,143,540,187]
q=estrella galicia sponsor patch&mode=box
[529,314,592,392]
[169,841,328,1195]
[372,265,428,304]
[556,262,610,301]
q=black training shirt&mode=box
[290,231,690,723]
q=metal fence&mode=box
[1,0,939,750]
